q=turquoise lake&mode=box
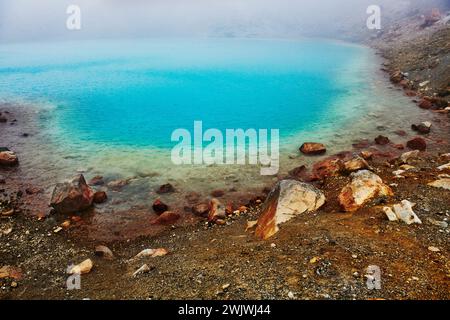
[0,38,369,148]
[1,38,430,223]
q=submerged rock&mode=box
[152,199,169,214]
[156,183,175,194]
[418,99,432,109]
[50,175,95,214]
[255,180,326,240]
[88,175,104,186]
[0,148,19,167]
[300,142,326,155]
[93,191,107,204]
[338,170,393,212]
[374,135,390,145]
[406,137,427,151]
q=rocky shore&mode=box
[1,7,449,300]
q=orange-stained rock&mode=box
[338,170,393,212]
[0,148,18,167]
[208,198,226,222]
[343,156,370,173]
[311,158,342,180]
[255,180,325,240]
[299,143,326,155]
[151,211,180,225]
[50,175,94,214]
[192,203,210,217]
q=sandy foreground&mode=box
[1,9,449,300]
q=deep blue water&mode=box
[0,38,370,148]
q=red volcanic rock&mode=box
[419,99,432,109]
[225,203,234,215]
[255,180,325,240]
[352,139,371,149]
[404,90,416,97]
[192,203,210,217]
[311,158,343,180]
[88,175,104,186]
[0,147,19,167]
[391,143,405,150]
[156,183,175,194]
[152,199,169,214]
[208,198,226,223]
[394,130,407,137]
[151,211,180,225]
[299,143,326,155]
[390,71,403,84]
[211,189,225,197]
[407,137,427,151]
[50,175,94,214]
[374,135,390,145]
[93,191,107,204]
[288,165,313,181]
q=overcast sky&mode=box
[0,0,447,42]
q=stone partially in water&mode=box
[156,183,175,194]
[374,135,390,145]
[255,180,326,240]
[0,148,19,167]
[50,175,94,214]
[411,121,432,134]
[93,191,108,204]
[338,170,393,212]
[192,203,210,217]
[152,199,169,214]
[151,211,180,225]
[406,137,427,151]
[88,175,104,186]
[300,143,326,155]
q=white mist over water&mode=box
[0,0,448,42]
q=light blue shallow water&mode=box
[0,38,370,148]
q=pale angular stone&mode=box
[338,170,393,212]
[255,180,325,240]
